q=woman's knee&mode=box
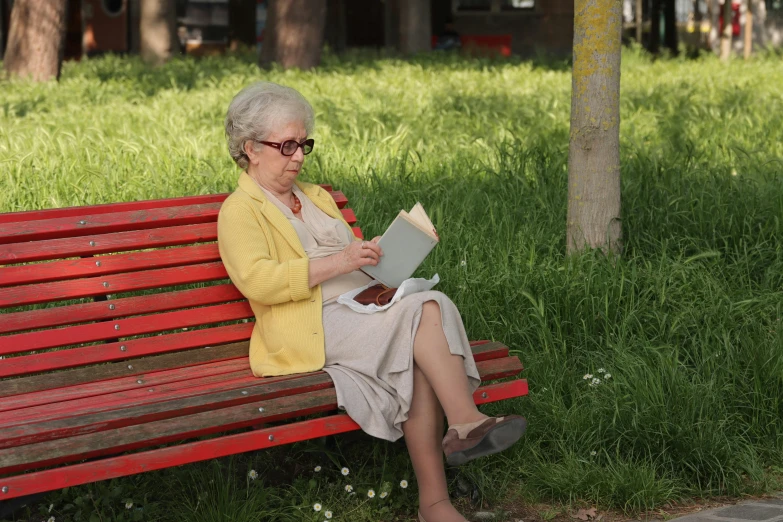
[421,300,442,320]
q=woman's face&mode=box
[246,120,308,192]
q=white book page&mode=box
[406,203,437,240]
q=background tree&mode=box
[140,0,177,65]
[720,0,733,60]
[399,0,431,54]
[2,0,67,81]
[567,0,623,255]
[744,0,753,58]
[649,0,679,54]
[259,0,327,70]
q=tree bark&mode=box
[664,0,678,54]
[399,0,430,54]
[635,0,643,43]
[228,0,256,50]
[720,0,733,60]
[567,0,623,256]
[259,0,326,70]
[3,0,67,81]
[649,0,661,52]
[744,0,752,59]
[140,0,177,65]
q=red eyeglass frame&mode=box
[258,138,315,156]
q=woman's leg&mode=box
[403,363,467,522]
[413,301,486,426]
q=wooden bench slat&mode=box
[0,284,244,335]
[0,356,522,449]
[0,323,253,380]
[0,193,350,266]
[3,342,510,424]
[2,300,253,355]
[0,372,335,448]
[352,226,363,239]
[0,380,526,487]
[0,203,224,245]
[0,223,217,266]
[0,201,356,246]
[4,370,253,426]
[3,368,251,424]
[0,189,346,225]
[1,243,222,287]
[0,194,229,225]
[0,340,250,397]
[0,261,228,307]
[0,353,249,412]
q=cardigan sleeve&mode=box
[217,201,311,306]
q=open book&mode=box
[360,203,439,288]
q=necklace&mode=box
[288,193,302,214]
[250,176,301,214]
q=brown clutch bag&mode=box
[353,284,398,306]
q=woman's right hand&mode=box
[338,239,383,274]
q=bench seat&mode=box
[0,186,528,501]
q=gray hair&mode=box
[224,82,315,169]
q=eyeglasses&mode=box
[258,138,314,156]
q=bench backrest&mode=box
[0,187,358,397]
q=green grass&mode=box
[2,47,783,520]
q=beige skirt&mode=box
[321,290,481,442]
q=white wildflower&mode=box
[597,368,606,373]
[590,450,597,456]
[313,503,322,512]
[380,491,388,498]
[604,373,612,379]
[48,517,55,522]
[248,469,258,480]
[125,502,133,509]
[590,378,601,387]
[460,260,467,267]
[341,467,350,476]
[583,374,593,380]
[367,489,376,498]
[345,485,353,493]
[325,511,333,519]
[314,466,322,472]
[400,480,408,488]
[48,504,54,513]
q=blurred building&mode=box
[1,0,781,60]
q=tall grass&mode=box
[1,47,782,520]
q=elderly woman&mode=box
[217,82,526,522]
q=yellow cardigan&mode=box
[217,172,358,377]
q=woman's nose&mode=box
[291,146,305,162]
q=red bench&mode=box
[0,187,528,502]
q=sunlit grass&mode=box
[1,47,782,520]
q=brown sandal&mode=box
[442,415,527,466]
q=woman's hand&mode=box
[338,237,384,274]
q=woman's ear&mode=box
[244,140,261,166]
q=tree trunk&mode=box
[399,0,430,54]
[3,0,67,81]
[140,0,177,65]
[664,0,678,54]
[259,0,326,70]
[649,0,661,52]
[567,0,623,255]
[228,0,256,50]
[744,0,752,58]
[720,0,733,60]
[635,0,643,43]
[706,0,715,48]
